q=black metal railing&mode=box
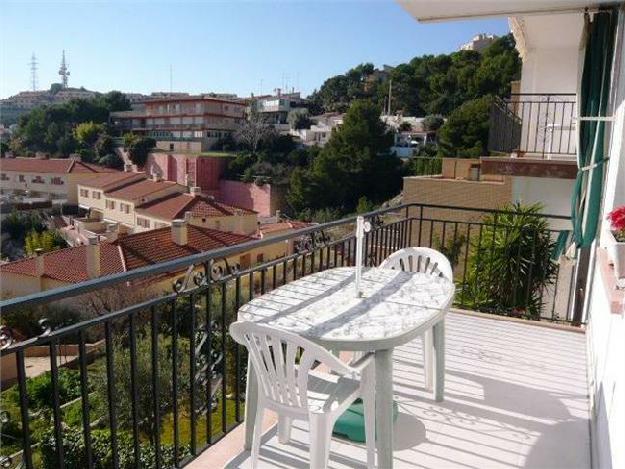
[0,203,578,468]
[489,93,577,158]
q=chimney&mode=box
[124,164,133,172]
[86,236,101,279]
[151,171,162,182]
[275,210,281,221]
[69,153,82,161]
[34,248,45,277]
[171,219,188,246]
[183,211,193,222]
[190,186,202,197]
[35,152,49,160]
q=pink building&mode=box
[146,152,227,195]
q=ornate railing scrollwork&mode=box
[38,318,52,337]
[209,259,241,282]
[295,229,331,254]
[0,325,14,350]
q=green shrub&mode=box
[460,202,558,318]
[92,333,191,443]
[40,427,189,469]
[25,368,82,410]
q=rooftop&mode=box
[191,311,590,469]
[116,224,254,270]
[136,193,255,221]
[0,225,254,282]
[105,178,182,201]
[0,157,118,174]
[0,243,123,283]
[78,171,146,190]
[259,220,313,236]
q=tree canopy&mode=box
[437,96,492,157]
[309,34,520,117]
[9,91,130,157]
[287,100,402,215]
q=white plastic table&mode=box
[237,266,454,468]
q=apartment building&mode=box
[0,156,117,204]
[252,90,308,127]
[77,171,258,236]
[110,95,247,151]
[134,190,258,234]
[145,151,228,195]
[459,33,498,52]
[0,221,258,299]
[77,172,184,228]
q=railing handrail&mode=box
[0,202,571,313]
[508,93,577,97]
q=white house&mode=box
[400,1,625,468]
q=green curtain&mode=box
[570,8,618,249]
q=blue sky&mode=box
[1,1,510,99]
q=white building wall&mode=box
[512,176,574,230]
[586,8,625,469]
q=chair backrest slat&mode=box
[230,322,355,411]
[380,247,452,280]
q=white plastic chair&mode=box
[379,247,452,393]
[230,321,376,469]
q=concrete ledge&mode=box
[480,157,578,179]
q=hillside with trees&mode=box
[7,91,131,163]
[309,34,521,118]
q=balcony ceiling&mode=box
[397,0,619,22]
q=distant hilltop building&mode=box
[0,86,97,125]
[0,51,96,125]
[460,33,498,52]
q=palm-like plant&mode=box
[460,203,558,319]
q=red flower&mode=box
[607,206,625,232]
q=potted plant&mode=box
[606,205,625,283]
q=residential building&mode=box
[0,87,98,125]
[399,3,625,469]
[2,2,625,469]
[0,222,258,299]
[292,112,343,146]
[110,95,247,151]
[134,190,258,235]
[77,172,184,229]
[0,156,118,204]
[76,171,258,236]
[218,179,288,217]
[252,90,308,128]
[459,33,498,52]
[145,151,230,195]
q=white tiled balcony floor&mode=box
[194,312,591,469]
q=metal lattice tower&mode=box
[29,53,38,91]
[58,50,70,88]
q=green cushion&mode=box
[333,399,399,443]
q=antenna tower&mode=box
[58,50,70,88]
[29,53,38,91]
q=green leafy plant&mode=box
[460,203,558,319]
[92,332,191,443]
[40,427,189,469]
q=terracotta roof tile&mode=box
[115,225,254,271]
[259,221,312,235]
[1,226,253,284]
[106,179,183,201]
[78,172,146,191]
[136,193,256,221]
[0,157,118,174]
[0,243,124,283]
